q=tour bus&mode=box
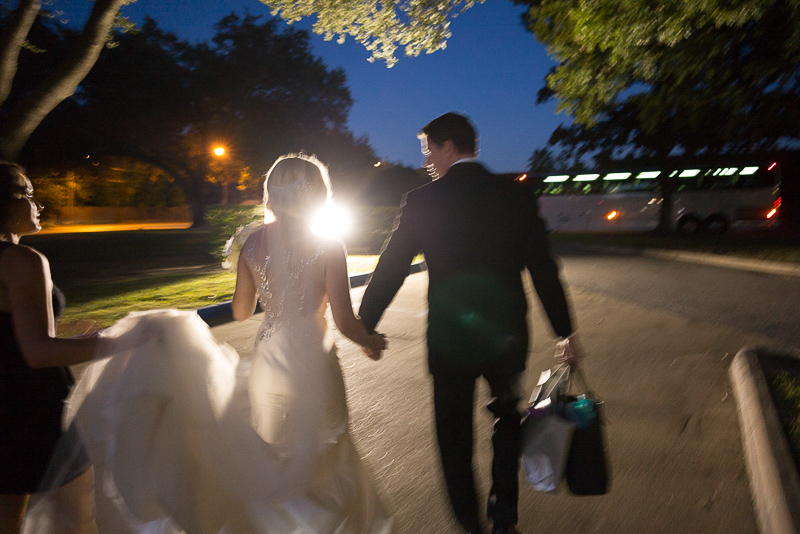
[524,160,781,233]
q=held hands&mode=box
[362,332,387,361]
[555,334,585,369]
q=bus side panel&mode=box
[598,192,661,232]
[537,195,600,232]
[674,188,777,228]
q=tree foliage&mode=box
[260,0,485,66]
[23,14,383,223]
[515,0,800,231]
[518,0,800,149]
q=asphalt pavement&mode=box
[202,250,800,534]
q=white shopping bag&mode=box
[522,364,575,492]
[522,412,575,492]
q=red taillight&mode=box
[768,162,777,171]
[767,209,777,219]
[775,196,782,208]
[516,173,527,182]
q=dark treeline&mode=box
[6,11,424,224]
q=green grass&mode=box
[56,254,381,330]
[59,270,237,329]
[764,361,800,477]
[773,372,800,449]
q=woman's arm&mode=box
[3,246,98,368]
[325,241,386,354]
[231,235,259,322]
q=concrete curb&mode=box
[729,347,800,534]
[558,243,800,278]
[644,249,800,278]
[196,260,427,326]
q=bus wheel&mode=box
[703,214,729,234]
[677,215,702,234]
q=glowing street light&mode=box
[213,146,225,157]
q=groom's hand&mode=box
[555,334,584,369]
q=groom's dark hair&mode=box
[420,112,477,155]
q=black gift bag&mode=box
[563,371,610,495]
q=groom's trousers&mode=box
[432,370,523,532]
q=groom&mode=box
[359,112,582,534]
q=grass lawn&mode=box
[761,354,800,480]
[56,256,381,330]
[24,228,382,330]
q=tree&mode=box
[23,15,373,226]
[259,0,485,66]
[0,0,132,161]
[517,0,800,231]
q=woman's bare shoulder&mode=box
[0,242,47,269]
[239,223,272,254]
[0,243,48,290]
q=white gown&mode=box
[28,225,392,534]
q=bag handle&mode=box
[542,363,570,400]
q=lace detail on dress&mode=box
[246,233,324,342]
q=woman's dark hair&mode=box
[0,162,26,230]
[419,112,478,155]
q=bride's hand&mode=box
[362,333,386,360]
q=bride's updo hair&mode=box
[263,153,332,223]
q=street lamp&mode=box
[214,146,225,157]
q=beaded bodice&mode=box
[245,224,326,342]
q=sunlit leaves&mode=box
[522,0,782,125]
[259,0,485,66]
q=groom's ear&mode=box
[442,139,458,157]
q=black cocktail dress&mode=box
[0,241,91,494]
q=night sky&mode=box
[51,0,565,172]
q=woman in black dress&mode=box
[0,163,99,533]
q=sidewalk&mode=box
[204,250,799,533]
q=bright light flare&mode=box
[768,162,777,171]
[311,204,352,239]
[767,209,777,219]
[374,161,382,167]
[213,147,225,156]
[606,211,618,220]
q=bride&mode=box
[26,154,392,533]
[228,153,391,532]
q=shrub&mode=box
[205,205,265,260]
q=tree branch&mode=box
[0,0,41,107]
[0,0,128,160]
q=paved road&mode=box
[554,245,800,348]
[212,254,772,534]
[85,249,785,533]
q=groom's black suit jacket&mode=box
[359,162,572,377]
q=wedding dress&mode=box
[25,224,392,534]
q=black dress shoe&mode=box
[491,524,520,534]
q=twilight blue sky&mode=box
[50,0,567,172]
